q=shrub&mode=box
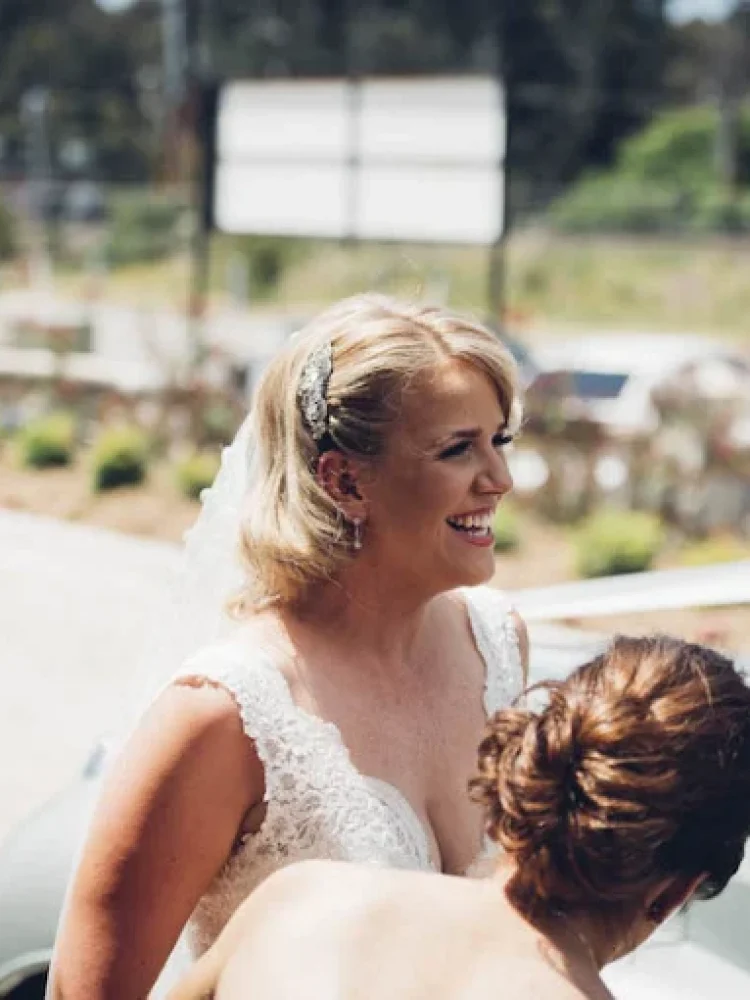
[0,197,18,261]
[175,450,221,501]
[549,103,750,235]
[19,412,76,468]
[549,173,684,234]
[687,189,750,234]
[493,503,521,553]
[234,236,310,298]
[618,104,738,190]
[574,509,664,579]
[679,535,750,568]
[105,190,187,267]
[91,425,149,491]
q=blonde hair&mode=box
[230,293,521,614]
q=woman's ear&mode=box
[316,451,368,522]
[645,873,706,927]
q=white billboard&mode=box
[213,76,506,245]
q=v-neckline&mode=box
[249,588,495,875]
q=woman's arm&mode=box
[48,680,263,1000]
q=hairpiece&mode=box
[298,341,333,441]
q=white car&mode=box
[528,332,750,438]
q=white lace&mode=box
[176,585,523,956]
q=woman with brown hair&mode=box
[169,634,750,1000]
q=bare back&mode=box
[171,862,612,1000]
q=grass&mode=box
[12,228,750,341]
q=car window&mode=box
[571,371,629,399]
[541,370,630,399]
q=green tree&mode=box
[0,0,155,183]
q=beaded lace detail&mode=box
[178,585,522,955]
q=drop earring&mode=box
[352,518,363,551]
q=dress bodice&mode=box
[177,585,523,956]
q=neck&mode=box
[291,555,439,667]
[491,860,619,974]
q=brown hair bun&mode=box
[471,635,750,916]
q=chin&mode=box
[444,552,496,591]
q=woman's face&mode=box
[361,360,514,596]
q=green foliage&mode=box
[233,237,311,299]
[550,104,750,234]
[574,510,664,579]
[619,105,747,190]
[0,197,18,260]
[550,173,685,233]
[0,1,153,184]
[105,191,187,267]
[493,504,521,553]
[679,535,750,568]
[687,189,750,233]
[91,425,148,492]
[175,450,221,501]
[19,412,76,468]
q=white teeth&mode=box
[448,512,493,532]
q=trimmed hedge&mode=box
[19,413,76,468]
[91,425,149,491]
[575,510,664,579]
[493,503,521,553]
[175,450,220,501]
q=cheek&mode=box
[372,459,470,533]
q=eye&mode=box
[493,432,514,449]
[439,440,471,460]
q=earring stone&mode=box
[352,519,363,551]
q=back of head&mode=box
[471,635,750,919]
[232,293,521,612]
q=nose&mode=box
[478,443,513,497]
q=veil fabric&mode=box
[134,409,257,714]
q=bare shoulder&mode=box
[131,676,261,772]
[248,859,409,915]
[469,958,612,1000]
[255,858,361,902]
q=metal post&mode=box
[184,0,217,375]
[344,0,362,245]
[161,0,188,108]
[486,8,509,327]
[20,87,53,292]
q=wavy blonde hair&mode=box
[230,294,521,614]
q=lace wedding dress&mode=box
[173,584,523,957]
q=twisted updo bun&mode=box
[470,635,750,917]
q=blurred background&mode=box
[1,5,749,996]
[1,0,748,641]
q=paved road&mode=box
[0,509,183,841]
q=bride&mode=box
[49,294,528,998]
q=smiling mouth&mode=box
[446,512,494,540]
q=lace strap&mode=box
[175,642,293,803]
[463,586,523,714]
